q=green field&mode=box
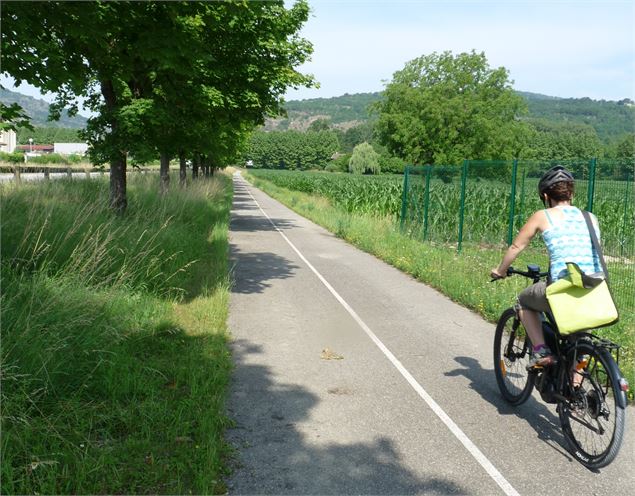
[1,174,233,494]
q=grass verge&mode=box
[244,171,634,399]
[1,173,233,494]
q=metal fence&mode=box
[400,159,634,317]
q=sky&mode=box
[284,0,635,101]
[2,0,633,112]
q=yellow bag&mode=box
[546,262,619,334]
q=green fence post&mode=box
[507,159,518,246]
[400,166,410,232]
[422,165,432,241]
[457,160,469,253]
[586,157,597,212]
[621,176,631,257]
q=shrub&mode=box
[349,142,380,175]
[27,153,71,165]
[0,151,24,163]
[379,155,407,174]
[326,153,351,172]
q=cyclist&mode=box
[490,166,601,368]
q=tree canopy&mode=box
[373,51,528,165]
[1,1,314,210]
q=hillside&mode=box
[269,91,635,141]
[0,87,88,128]
[2,86,633,142]
[518,92,635,141]
[265,92,382,131]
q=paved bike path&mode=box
[226,174,634,495]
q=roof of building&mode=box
[15,144,54,151]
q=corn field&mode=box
[250,170,403,217]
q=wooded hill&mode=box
[4,86,633,146]
[268,91,635,143]
[0,87,88,128]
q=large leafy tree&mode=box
[1,1,313,211]
[374,51,528,165]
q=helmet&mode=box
[538,165,574,197]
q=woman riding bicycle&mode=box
[490,165,602,368]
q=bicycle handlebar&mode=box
[490,265,549,283]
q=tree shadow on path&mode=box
[225,339,471,495]
[229,248,299,295]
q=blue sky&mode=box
[2,0,633,112]
[285,0,634,101]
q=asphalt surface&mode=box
[226,173,634,495]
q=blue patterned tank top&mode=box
[542,206,601,281]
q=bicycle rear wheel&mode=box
[558,340,627,469]
[494,308,535,405]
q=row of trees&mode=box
[1,1,314,212]
[245,130,339,170]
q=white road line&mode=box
[236,176,520,496]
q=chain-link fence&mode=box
[400,159,634,322]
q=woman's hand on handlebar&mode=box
[490,267,506,281]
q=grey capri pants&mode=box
[517,281,551,313]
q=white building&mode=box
[0,130,17,153]
[54,142,88,155]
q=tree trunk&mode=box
[179,150,187,187]
[160,152,170,194]
[193,154,200,179]
[101,79,128,214]
[109,154,127,214]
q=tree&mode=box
[1,1,314,211]
[349,142,380,174]
[374,51,527,165]
[522,119,602,160]
[307,118,332,132]
[614,134,635,161]
[338,122,376,153]
[0,101,33,132]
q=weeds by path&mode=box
[1,173,233,494]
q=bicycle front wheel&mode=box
[558,340,627,469]
[494,308,535,405]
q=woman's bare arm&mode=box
[491,211,544,278]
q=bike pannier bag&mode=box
[546,262,618,334]
[545,210,619,335]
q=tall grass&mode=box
[1,173,233,494]
[245,171,634,398]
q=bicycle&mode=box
[493,264,629,469]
